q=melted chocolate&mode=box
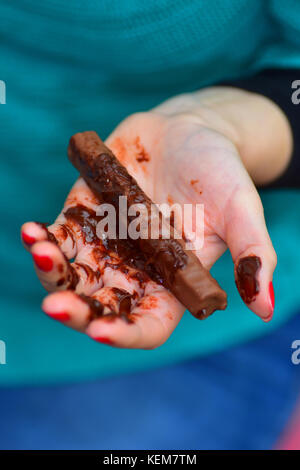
[75,262,101,283]
[195,308,208,320]
[80,294,105,320]
[58,223,76,248]
[68,132,188,273]
[64,205,102,244]
[35,222,59,245]
[68,131,227,318]
[64,203,163,286]
[66,263,80,290]
[56,277,65,287]
[111,287,132,316]
[236,256,262,304]
[80,288,133,324]
[35,222,79,289]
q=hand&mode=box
[21,88,291,349]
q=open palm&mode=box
[21,110,276,349]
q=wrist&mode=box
[154,87,293,185]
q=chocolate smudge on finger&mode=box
[235,255,262,304]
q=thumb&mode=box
[224,187,277,321]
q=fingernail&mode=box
[235,256,261,304]
[22,232,36,245]
[33,253,53,272]
[269,282,275,310]
[268,281,275,317]
[93,336,114,346]
[45,311,70,322]
[262,282,275,322]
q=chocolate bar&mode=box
[68,131,227,319]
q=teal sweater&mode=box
[0,0,300,385]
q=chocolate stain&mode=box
[79,288,134,324]
[111,287,132,316]
[135,136,150,163]
[79,294,105,320]
[66,263,80,290]
[64,205,102,244]
[35,222,59,245]
[35,222,79,289]
[58,223,76,248]
[67,131,227,319]
[64,203,164,287]
[235,256,262,304]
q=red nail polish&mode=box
[93,336,114,345]
[22,232,36,245]
[33,254,53,272]
[269,281,275,311]
[45,311,70,322]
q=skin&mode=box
[21,87,292,349]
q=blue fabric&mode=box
[0,0,300,385]
[0,311,299,450]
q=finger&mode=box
[31,240,108,294]
[22,177,100,257]
[41,258,147,330]
[21,222,49,250]
[42,288,134,337]
[42,285,137,333]
[31,241,80,292]
[74,242,147,296]
[83,262,147,317]
[49,178,101,258]
[42,291,91,331]
[86,282,184,349]
[194,234,227,270]
[224,187,277,321]
[101,262,146,297]
[21,220,77,259]
[47,220,77,259]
